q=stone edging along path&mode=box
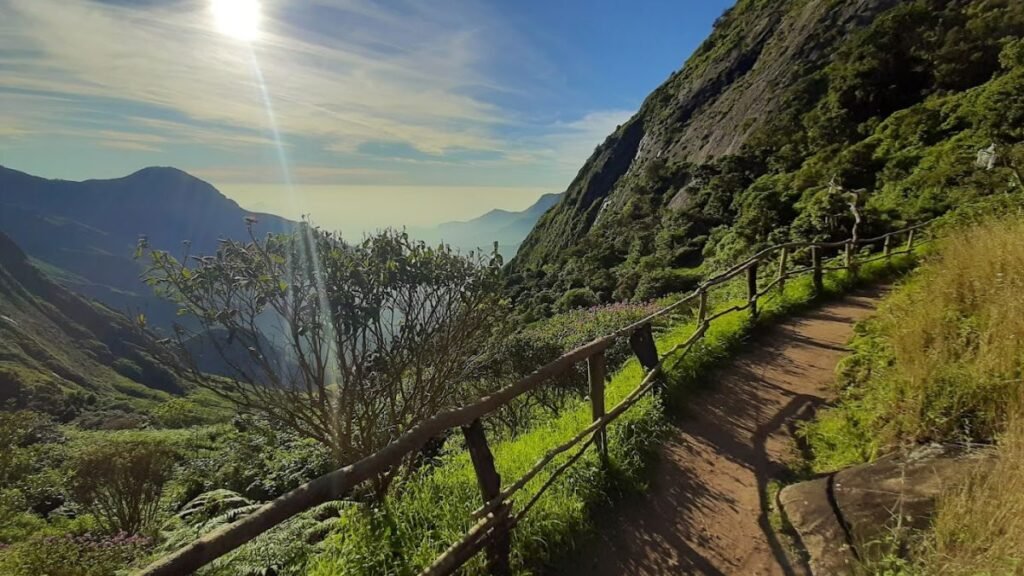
[562,287,889,576]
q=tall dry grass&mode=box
[915,405,1024,575]
[884,217,1024,440]
[807,217,1024,469]
[885,217,1024,442]
[807,216,1024,574]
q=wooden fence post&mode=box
[461,420,511,576]
[845,241,858,277]
[629,322,659,374]
[777,247,788,294]
[747,262,759,318]
[905,229,916,252]
[697,288,709,326]
[883,235,892,258]
[587,351,608,466]
[812,246,824,294]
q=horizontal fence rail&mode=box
[137,219,936,576]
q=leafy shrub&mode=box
[525,299,669,370]
[470,331,584,437]
[73,409,149,431]
[0,491,45,545]
[0,411,67,522]
[148,398,220,429]
[555,287,599,312]
[632,268,701,301]
[111,358,143,381]
[0,531,150,576]
[70,439,176,535]
[170,422,333,504]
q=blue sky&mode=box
[0,0,732,232]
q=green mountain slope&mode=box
[0,166,292,328]
[0,231,184,423]
[511,0,1024,312]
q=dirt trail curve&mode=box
[564,287,887,576]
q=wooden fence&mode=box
[137,220,933,576]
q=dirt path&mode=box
[564,288,886,576]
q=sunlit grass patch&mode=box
[299,252,921,576]
[805,218,1024,472]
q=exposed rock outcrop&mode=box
[514,0,901,269]
[778,444,995,575]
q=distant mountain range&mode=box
[0,165,292,328]
[411,192,561,259]
[0,230,185,422]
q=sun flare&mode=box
[211,0,262,42]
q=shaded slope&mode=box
[0,231,184,421]
[0,165,292,327]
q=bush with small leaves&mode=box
[69,439,176,535]
[0,531,151,576]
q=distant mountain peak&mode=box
[411,192,562,259]
[125,166,195,179]
[0,164,292,328]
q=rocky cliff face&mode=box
[507,0,1024,316]
[515,0,899,269]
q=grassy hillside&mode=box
[510,0,1024,317]
[0,231,186,425]
[802,212,1024,573]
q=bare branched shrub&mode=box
[139,224,505,492]
[70,439,175,535]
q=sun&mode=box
[211,0,262,42]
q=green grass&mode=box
[797,217,1024,574]
[290,251,921,576]
[804,218,1024,473]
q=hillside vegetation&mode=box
[511,0,1024,318]
[0,231,189,425]
[803,212,1024,573]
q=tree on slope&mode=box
[140,223,505,494]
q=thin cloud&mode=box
[99,139,163,152]
[1,0,507,155]
[505,109,636,171]
[195,164,397,185]
[0,0,640,204]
